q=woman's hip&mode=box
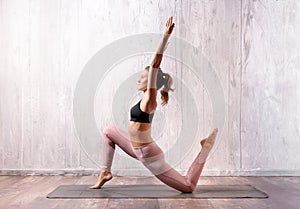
[131,141,172,175]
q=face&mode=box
[137,69,148,91]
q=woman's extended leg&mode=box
[155,151,205,193]
[156,128,218,193]
[133,128,218,193]
[90,125,138,189]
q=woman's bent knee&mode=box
[102,125,116,135]
[180,184,196,193]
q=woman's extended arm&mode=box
[150,16,175,68]
[151,16,175,68]
[146,16,175,93]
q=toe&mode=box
[90,185,100,189]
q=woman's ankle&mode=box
[101,168,111,173]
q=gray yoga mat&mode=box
[47,184,268,199]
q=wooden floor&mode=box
[0,176,299,209]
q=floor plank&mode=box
[0,176,299,209]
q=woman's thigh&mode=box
[132,141,172,175]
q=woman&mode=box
[90,16,218,193]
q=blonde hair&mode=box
[145,66,175,106]
[160,72,175,106]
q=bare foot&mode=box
[200,128,218,150]
[90,169,113,189]
[199,128,218,163]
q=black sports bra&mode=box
[130,99,154,123]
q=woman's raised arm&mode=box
[146,17,175,92]
[144,16,175,106]
[150,16,175,68]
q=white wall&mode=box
[0,0,299,176]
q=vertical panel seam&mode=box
[239,0,243,170]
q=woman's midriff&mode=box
[128,121,153,147]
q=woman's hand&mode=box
[163,16,175,36]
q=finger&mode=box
[169,23,174,31]
[167,17,171,26]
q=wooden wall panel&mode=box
[0,0,299,176]
[241,0,300,172]
[0,0,29,169]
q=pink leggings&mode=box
[101,126,206,193]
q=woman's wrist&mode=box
[161,33,170,45]
[163,33,171,39]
